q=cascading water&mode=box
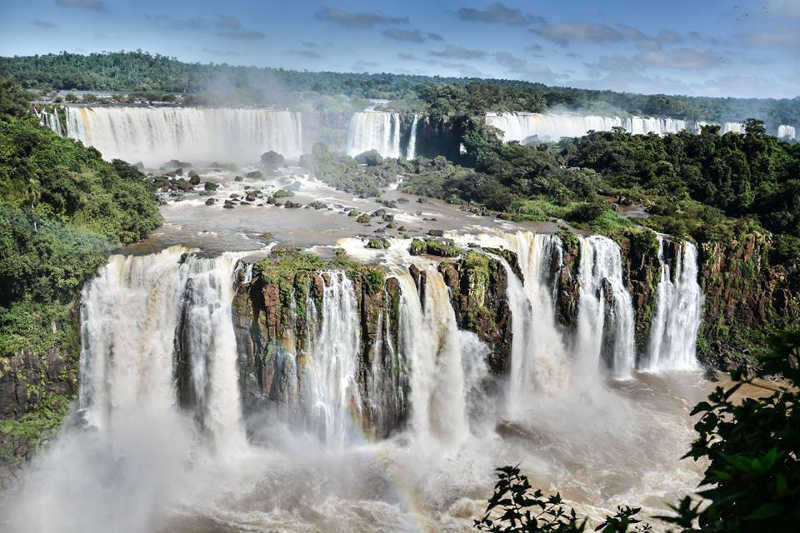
[36,108,64,135]
[575,236,637,378]
[63,106,303,165]
[406,113,419,159]
[79,246,247,450]
[306,272,362,445]
[723,121,745,134]
[394,267,488,444]
[346,111,402,158]
[645,237,703,371]
[778,124,796,140]
[491,233,570,414]
[486,112,688,143]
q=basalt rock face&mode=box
[699,232,800,369]
[619,230,665,358]
[231,252,405,439]
[439,251,512,374]
[0,305,80,473]
[554,232,581,332]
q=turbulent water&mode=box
[5,228,711,532]
[62,106,304,165]
[346,111,402,158]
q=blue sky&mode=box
[2,0,799,98]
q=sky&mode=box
[1,0,799,99]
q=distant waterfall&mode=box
[80,247,247,451]
[64,106,303,166]
[645,238,703,371]
[723,121,745,134]
[346,111,402,158]
[486,112,687,143]
[778,125,796,140]
[575,236,637,378]
[406,113,419,159]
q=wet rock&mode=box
[371,209,386,218]
[234,175,244,182]
[205,198,216,206]
[284,200,302,208]
[223,200,235,209]
[246,170,264,179]
[383,214,394,222]
[230,193,240,200]
[189,174,201,185]
[204,182,219,191]
[246,191,257,202]
[427,229,444,237]
[308,201,327,210]
[356,213,370,224]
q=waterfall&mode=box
[346,111,402,158]
[778,125,796,140]
[486,112,688,143]
[722,121,745,134]
[79,247,247,451]
[63,106,303,166]
[645,238,703,371]
[406,113,419,159]
[395,268,486,443]
[492,233,569,414]
[574,236,636,378]
[306,272,362,445]
[37,108,64,135]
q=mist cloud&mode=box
[430,45,486,60]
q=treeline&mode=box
[2,51,799,128]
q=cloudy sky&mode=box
[2,0,799,98]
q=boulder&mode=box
[205,198,216,206]
[204,182,219,191]
[246,170,263,179]
[223,200,235,209]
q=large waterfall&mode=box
[486,112,688,143]
[63,106,304,166]
[346,111,402,158]
[645,238,703,371]
[7,229,713,532]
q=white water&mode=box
[36,108,64,135]
[307,272,363,445]
[486,112,687,143]
[64,106,303,165]
[575,236,637,378]
[79,246,247,449]
[495,233,570,415]
[346,111,402,158]
[406,113,419,159]
[722,121,745,134]
[778,124,796,139]
[645,238,703,371]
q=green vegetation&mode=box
[0,79,161,463]
[302,142,407,197]
[478,330,800,532]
